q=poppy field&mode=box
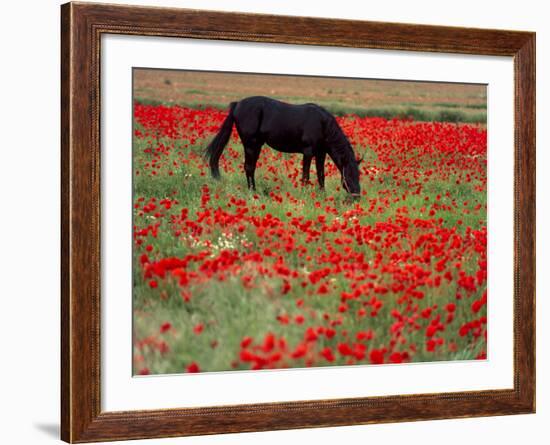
[132,84,487,375]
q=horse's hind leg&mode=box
[302,155,313,185]
[244,144,262,190]
[315,151,327,190]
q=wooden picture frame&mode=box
[61,2,535,442]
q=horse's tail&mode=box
[205,101,237,179]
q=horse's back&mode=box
[235,96,326,123]
[234,96,328,150]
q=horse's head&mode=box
[341,160,361,198]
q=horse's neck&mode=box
[328,141,352,170]
[325,118,353,171]
[327,150,344,173]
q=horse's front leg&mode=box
[315,151,327,190]
[244,144,261,191]
[302,154,313,185]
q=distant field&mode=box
[134,69,487,123]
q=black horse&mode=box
[205,96,361,196]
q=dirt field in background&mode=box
[134,69,486,118]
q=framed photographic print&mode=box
[61,2,535,442]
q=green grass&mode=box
[183,89,210,95]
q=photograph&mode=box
[132,69,488,375]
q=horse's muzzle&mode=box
[344,193,361,203]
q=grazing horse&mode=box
[205,96,361,196]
